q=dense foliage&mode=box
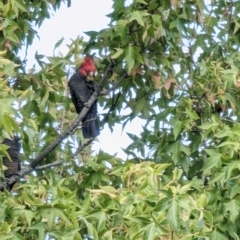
[1,0,240,239]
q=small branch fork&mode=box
[0,60,126,191]
[73,138,94,158]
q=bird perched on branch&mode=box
[2,136,21,191]
[68,56,100,139]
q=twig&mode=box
[73,138,94,158]
[192,91,206,119]
[35,160,63,170]
[106,71,128,94]
[0,60,117,191]
[100,91,122,130]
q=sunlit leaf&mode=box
[124,46,135,72]
[0,97,14,120]
[224,198,240,223]
[111,48,124,59]
[167,198,179,230]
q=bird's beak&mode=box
[89,71,94,77]
[88,71,97,80]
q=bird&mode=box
[2,136,21,191]
[68,56,100,139]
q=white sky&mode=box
[20,0,145,159]
[23,0,113,65]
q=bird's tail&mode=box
[82,112,100,139]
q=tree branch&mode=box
[0,60,117,191]
[100,90,122,130]
[97,71,128,133]
[106,71,128,94]
[73,138,94,158]
[35,160,64,170]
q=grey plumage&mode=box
[68,71,100,139]
[2,136,21,191]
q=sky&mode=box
[20,0,145,159]
[23,0,113,66]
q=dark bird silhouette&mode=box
[68,56,100,139]
[2,136,21,191]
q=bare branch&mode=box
[73,138,94,158]
[35,160,64,170]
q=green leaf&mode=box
[0,58,12,65]
[170,119,182,140]
[166,141,180,164]
[173,167,183,181]
[103,229,113,239]
[24,210,34,226]
[4,62,18,76]
[199,121,219,130]
[2,113,19,133]
[217,141,240,149]
[83,31,99,38]
[4,29,20,44]
[209,169,226,184]
[19,88,30,100]
[203,210,213,227]
[211,229,228,240]
[124,46,135,72]
[14,0,29,13]
[197,194,208,208]
[87,210,107,231]
[66,229,81,239]
[48,232,62,239]
[167,198,179,230]
[154,163,171,174]
[0,97,14,121]
[136,0,147,4]
[143,223,157,239]
[180,144,191,156]
[111,48,124,59]
[202,150,222,171]
[53,37,64,51]
[129,11,149,27]
[132,46,144,64]
[152,14,162,27]
[215,125,231,138]
[23,100,41,116]
[26,118,38,132]
[224,198,240,223]
[154,197,171,212]
[0,235,14,240]
[29,222,45,239]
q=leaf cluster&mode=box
[2,0,240,239]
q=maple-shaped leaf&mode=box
[0,97,15,121]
